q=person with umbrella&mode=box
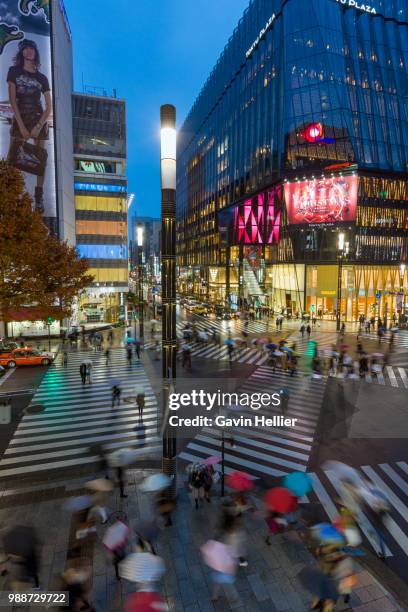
[279,388,289,415]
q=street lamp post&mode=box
[400,263,406,321]
[336,233,349,332]
[160,104,177,495]
[137,224,144,342]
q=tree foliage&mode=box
[0,160,93,320]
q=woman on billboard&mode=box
[7,38,52,213]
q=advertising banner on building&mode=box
[284,176,358,225]
[0,1,57,230]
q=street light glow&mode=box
[338,232,345,251]
[137,225,144,247]
[161,124,176,190]
[401,263,406,277]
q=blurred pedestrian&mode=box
[189,465,205,510]
[135,339,141,359]
[85,361,92,384]
[300,324,305,338]
[80,362,87,385]
[127,346,133,365]
[265,511,284,545]
[306,324,311,338]
[340,322,346,337]
[112,385,121,409]
[136,389,145,419]
[61,551,94,611]
[116,466,127,498]
[108,328,113,345]
[62,351,68,367]
[203,464,214,503]
[105,348,110,366]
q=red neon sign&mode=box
[303,122,324,143]
[284,176,358,225]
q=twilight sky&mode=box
[64,0,249,218]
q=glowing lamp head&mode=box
[160,104,176,190]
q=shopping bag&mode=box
[8,141,48,176]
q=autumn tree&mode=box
[0,160,93,322]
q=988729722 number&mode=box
[6,592,68,606]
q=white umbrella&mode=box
[135,386,145,396]
[108,448,138,468]
[323,461,364,486]
[85,478,113,493]
[102,521,129,552]
[150,319,159,325]
[82,359,92,366]
[119,552,165,583]
[140,473,171,492]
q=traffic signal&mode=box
[47,316,55,325]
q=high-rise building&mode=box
[72,92,128,324]
[0,0,75,337]
[177,0,408,323]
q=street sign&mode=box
[375,292,381,299]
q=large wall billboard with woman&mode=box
[0,0,57,233]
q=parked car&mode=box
[0,348,55,369]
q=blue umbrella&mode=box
[266,343,276,350]
[313,523,345,545]
[224,339,235,346]
[281,346,293,353]
[283,472,312,497]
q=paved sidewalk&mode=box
[0,470,403,611]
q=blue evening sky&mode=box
[64,0,249,218]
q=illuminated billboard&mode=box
[0,1,57,231]
[284,176,358,225]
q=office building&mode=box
[73,92,128,323]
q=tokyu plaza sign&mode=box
[246,1,377,58]
[335,0,376,13]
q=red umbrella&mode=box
[124,591,167,612]
[226,471,254,491]
[265,487,297,513]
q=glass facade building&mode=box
[73,93,128,323]
[177,0,408,321]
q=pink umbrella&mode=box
[204,456,221,466]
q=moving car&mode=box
[192,304,208,316]
[0,348,55,369]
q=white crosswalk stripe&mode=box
[0,349,161,478]
[179,366,326,477]
[308,462,408,560]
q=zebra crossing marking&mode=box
[0,349,161,478]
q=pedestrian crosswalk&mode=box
[146,323,408,388]
[179,366,326,478]
[309,462,408,560]
[0,349,161,479]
